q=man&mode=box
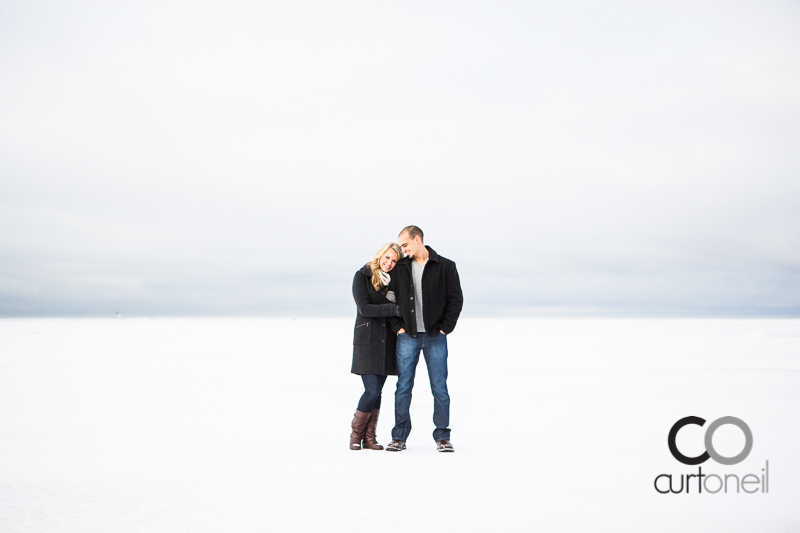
[386,225,463,452]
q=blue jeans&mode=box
[392,332,450,442]
[357,374,387,412]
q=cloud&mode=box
[1,1,799,316]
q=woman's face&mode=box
[380,248,399,272]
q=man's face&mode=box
[398,232,422,258]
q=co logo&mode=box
[668,416,753,466]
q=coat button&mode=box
[381,339,385,343]
[381,323,385,327]
[410,297,413,300]
[411,309,414,313]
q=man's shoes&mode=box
[349,410,370,450]
[436,440,454,452]
[386,440,406,452]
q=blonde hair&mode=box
[368,242,402,291]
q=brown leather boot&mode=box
[350,410,370,450]
[362,409,383,450]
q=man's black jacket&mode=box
[388,246,463,337]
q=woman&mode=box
[349,242,403,450]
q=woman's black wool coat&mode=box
[351,265,400,375]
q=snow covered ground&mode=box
[1,317,799,532]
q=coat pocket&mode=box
[353,321,371,345]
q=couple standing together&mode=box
[349,225,463,453]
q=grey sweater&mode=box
[411,259,426,333]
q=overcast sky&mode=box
[1,0,799,317]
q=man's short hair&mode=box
[400,225,424,243]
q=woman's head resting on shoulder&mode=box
[376,243,400,273]
[368,242,402,291]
